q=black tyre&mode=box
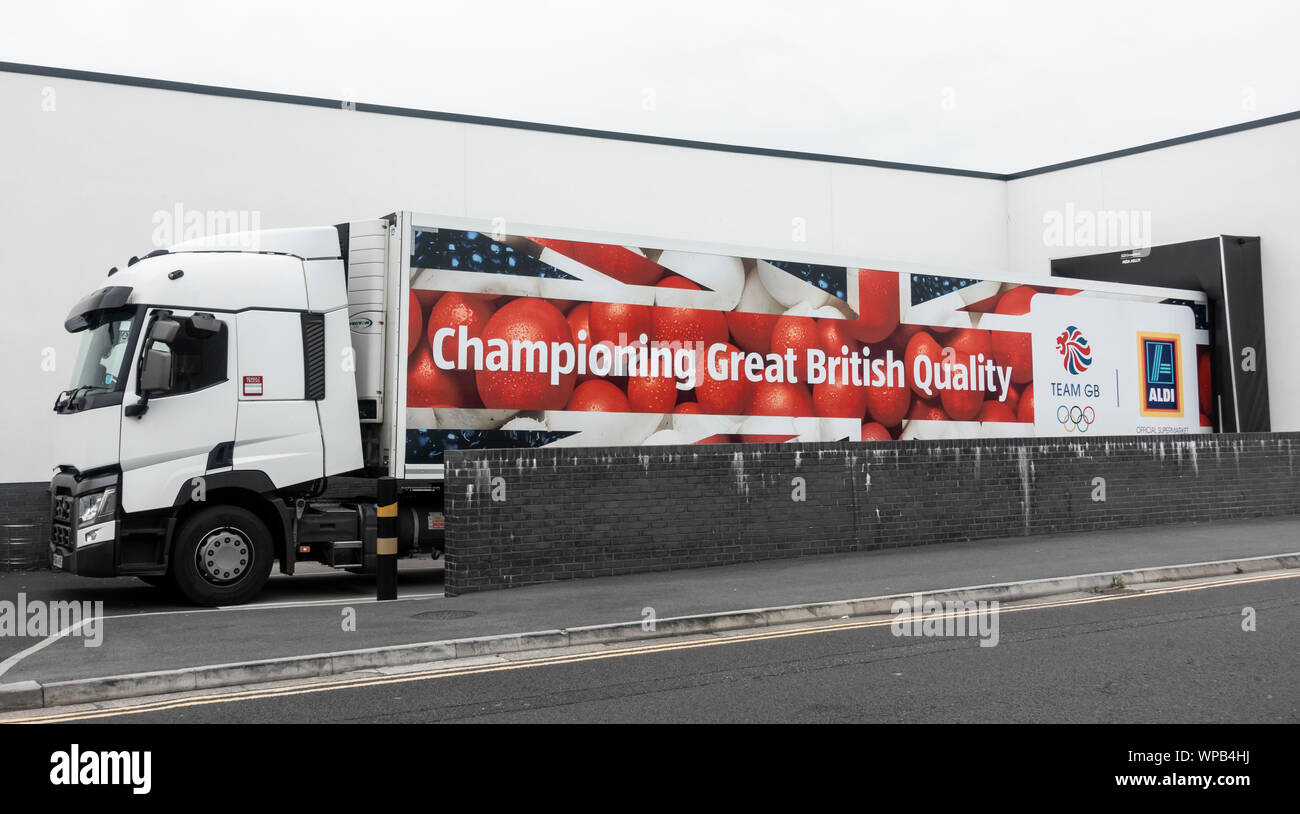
[171,506,273,606]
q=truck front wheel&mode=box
[171,506,273,606]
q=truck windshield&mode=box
[67,308,136,394]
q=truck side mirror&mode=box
[138,344,174,394]
[188,312,220,336]
[150,318,181,345]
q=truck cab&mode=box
[50,225,376,604]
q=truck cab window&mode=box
[68,309,136,394]
[157,317,228,395]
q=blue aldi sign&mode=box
[1139,332,1183,417]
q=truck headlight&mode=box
[76,488,117,525]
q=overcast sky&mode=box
[4,0,1297,173]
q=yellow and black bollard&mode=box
[376,476,398,600]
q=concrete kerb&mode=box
[3,551,1296,712]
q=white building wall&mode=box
[1005,119,1300,429]
[0,70,1007,482]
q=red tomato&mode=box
[426,292,496,359]
[940,382,984,421]
[867,380,912,426]
[813,380,869,419]
[407,344,471,407]
[907,398,947,422]
[566,303,597,383]
[905,331,942,398]
[475,298,576,409]
[945,328,993,361]
[888,323,924,346]
[860,422,893,441]
[1017,383,1035,423]
[770,315,820,364]
[695,343,752,415]
[627,374,679,413]
[568,300,628,384]
[590,301,653,347]
[566,379,630,412]
[991,329,1034,385]
[1003,382,1023,415]
[674,401,701,414]
[566,302,592,342]
[847,269,900,343]
[820,319,864,362]
[750,380,814,417]
[408,291,425,356]
[978,401,1017,422]
[990,287,1037,385]
[996,285,1038,316]
[726,311,780,355]
[652,276,729,349]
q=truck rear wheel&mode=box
[171,506,273,606]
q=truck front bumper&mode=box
[50,469,121,578]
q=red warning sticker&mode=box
[243,375,264,396]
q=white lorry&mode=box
[49,212,1210,604]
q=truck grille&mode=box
[51,523,72,547]
[51,493,73,549]
[52,494,73,523]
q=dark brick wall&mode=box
[443,433,1300,595]
[0,482,51,568]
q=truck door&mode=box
[119,308,239,513]
[231,310,324,489]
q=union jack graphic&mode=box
[1056,325,1093,374]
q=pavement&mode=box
[0,516,1298,692]
[42,571,1298,724]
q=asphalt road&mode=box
[47,572,1299,724]
[0,559,444,661]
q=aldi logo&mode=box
[1138,332,1182,417]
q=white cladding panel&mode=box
[303,258,350,312]
[236,311,306,400]
[233,401,323,489]
[170,225,341,260]
[4,66,1295,482]
[346,219,390,420]
[111,252,309,314]
[1006,119,1300,430]
[320,307,364,476]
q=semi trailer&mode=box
[49,212,1212,605]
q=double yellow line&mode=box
[7,570,1294,723]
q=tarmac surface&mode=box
[0,516,1297,687]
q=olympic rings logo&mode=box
[1056,405,1096,432]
